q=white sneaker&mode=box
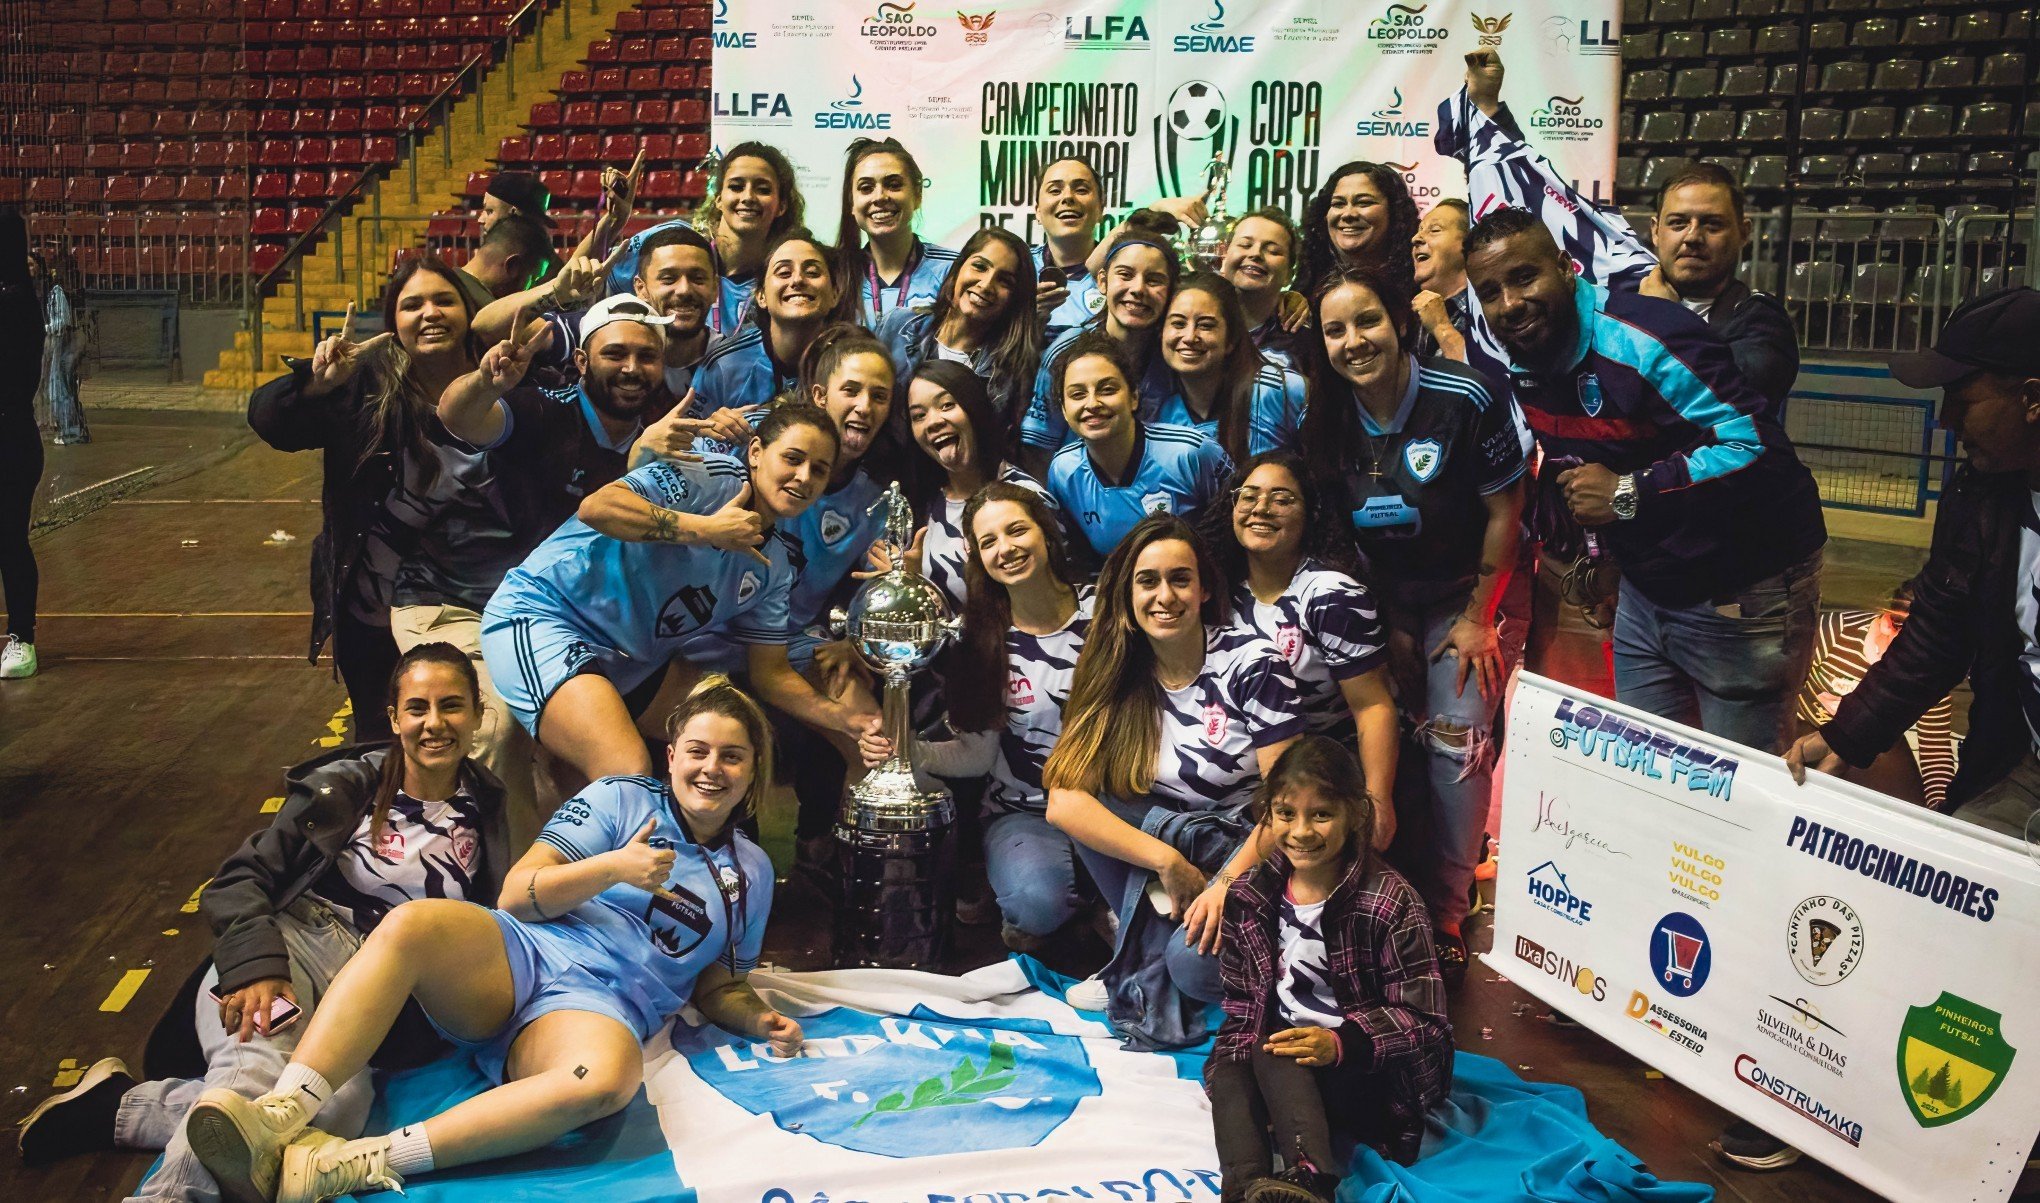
[1065,976,1111,1012]
[279,1130,405,1203]
[185,1089,313,1203]
[0,635,35,679]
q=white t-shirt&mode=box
[1680,294,1716,320]
[310,788,483,932]
[2016,492,2040,752]
[1275,892,1345,1029]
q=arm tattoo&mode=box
[526,870,550,920]
[647,506,682,543]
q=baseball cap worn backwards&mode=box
[579,294,675,344]
[1890,286,2040,388]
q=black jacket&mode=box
[247,362,398,662]
[201,743,512,994]
[1822,466,2028,807]
[1703,279,1798,423]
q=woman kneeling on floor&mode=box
[1206,737,1453,1203]
[16,642,510,1203]
[182,675,800,1203]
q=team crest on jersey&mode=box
[1578,375,1605,417]
[452,830,479,872]
[1275,624,1303,665]
[820,508,852,544]
[1403,438,1443,483]
[1009,672,1036,707]
[1084,290,1105,313]
[1202,701,1229,745]
[1140,491,1172,515]
[737,571,760,605]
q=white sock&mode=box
[272,1064,333,1112]
[385,1124,435,1176]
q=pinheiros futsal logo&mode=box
[1176,0,1257,52]
[676,1006,1102,1156]
[1367,3,1447,55]
[815,75,893,132]
[957,10,995,45]
[1898,990,2016,1127]
[1528,95,1604,143]
[860,0,939,50]
[1471,12,1513,45]
[1354,87,1432,139]
[1786,894,1864,986]
[1153,80,1239,198]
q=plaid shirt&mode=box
[1207,849,1453,1163]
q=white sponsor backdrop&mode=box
[1489,674,2040,1203]
[711,0,1621,248]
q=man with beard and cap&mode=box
[1463,207,1826,758]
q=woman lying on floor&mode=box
[180,676,800,1203]
[16,642,512,1203]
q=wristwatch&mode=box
[1611,473,1639,521]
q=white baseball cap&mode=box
[578,293,674,344]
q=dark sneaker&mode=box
[1244,1166,1338,1203]
[1711,1118,1803,1171]
[1434,928,1469,989]
[17,1057,134,1165]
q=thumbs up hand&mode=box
[704,480,770,564]
[607,817,678,892]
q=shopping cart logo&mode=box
[1648,910,1712,998]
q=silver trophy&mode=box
[692,147,724,234]
[1184,152,1233,273]
[827,483,962,968]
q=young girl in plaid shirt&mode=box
[1205,737,1453,1203]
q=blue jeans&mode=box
[984,810,1091,937]
[1612,551,1822,756]
[113,901,373,1202]
[1069,797,1232,1005]
[1390,592,1499,930]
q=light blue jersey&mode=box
[1033,243,1101,344]
[534,775,773,1037]
[1046,423,1232,559]
[482,456,797,715]
[602,218,753,338]
[1150,362,1308,457]
[1019,317,1176,451]
[689,324,799,422]
[853,236,956,326]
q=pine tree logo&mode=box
[1897,991,2016,1127]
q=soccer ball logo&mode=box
[1167,81,1227,143]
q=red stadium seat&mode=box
[626,68,661,93]
[525,102,561,128]
[302,78,334,103]
[295,139,332,166]
[583,39,617,63]
[463,170,491,196]
[26,177,64,206]
[617,37,652,63]
[561,100,597,126]
[597,101,633,127]
[590,67,625,93]
[287,206,324,235]
[154,143,192,170]
[186,111,224,136]
[258,140,296,167]
[640,133,675,161]
[530,134,564,162]
[333,77,366,103]
[563,170,602,201]
[497,135,531,163]
[556,70,589,94]
[293,110,330,134]
[652,37,687,62]
[328,109,363,135]
[364,137,398,164]
[599,135,638,162]
[252,246,286,276]
[166,80,201,104]
[633,100,670,126]
[563,133,600,162]
[176,176,216,204]
[670,99,706,127]
[216,174,251,203]
[328,138,363,164]
[253,173,290,200]
[292,172,333,200]
[103,175,142,204]
[85,143,124,171]
[640,170,681,202]
[537,169,572,198]
[674,133,710,160]
[191,142,232,169]
[363,106,400,132]
[132,81,169,105]
[118,110,155,137]
[137,175,178,204]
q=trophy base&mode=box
[831,780,957,970]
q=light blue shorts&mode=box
[432,907,647,1084]
[479,612,654,737]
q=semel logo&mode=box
[675,1006,1102,1156]
[1175,0,1256,52]
[1525,859,1593,924]
[817,75,893,131]
[1354,86,1433,139]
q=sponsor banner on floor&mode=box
[1488,673,2040,1203]
[712,0,1621,246]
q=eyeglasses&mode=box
[1232,487,1301,511]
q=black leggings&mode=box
[332,610,398,742]
[1209,1048,1399,1199]
[1,416,41,643]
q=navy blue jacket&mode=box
[1504,278,1825,607]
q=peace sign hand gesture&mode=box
[551,241,631,312]
[476,307,555,395]
[306,301,395,397]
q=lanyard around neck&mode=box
[866,237,920,316]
